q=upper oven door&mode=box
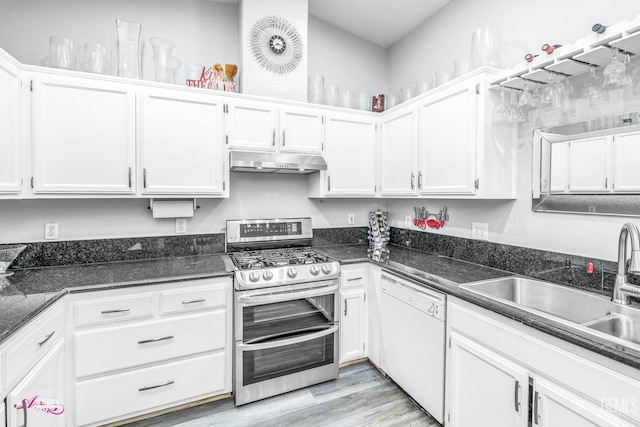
[235,279,338,342]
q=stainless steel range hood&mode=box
[230,151,327,174]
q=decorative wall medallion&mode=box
[248,15,303,75]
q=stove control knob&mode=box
[249,271,261,282]
[321,264,332,275]
[287,267,298,278]
[310,265,320,276]
[262,270,273,281]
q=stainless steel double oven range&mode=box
[226,217,341,406]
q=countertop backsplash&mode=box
[3,226,637,296]
[390,227,639,295]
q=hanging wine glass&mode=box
[518,80,537,111]
[540,73,560,108]
[603,48,626,89]
[583,65,608,107]
[492,86,509,123]
[507,91,524,123]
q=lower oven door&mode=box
[234,280,339,405]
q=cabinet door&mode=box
[279,107,324,154]
[446,332,528,427]
[227,100,278,151]
[325,115,377,196]
[141,89,226,195]
[340,287,366,363]
[6,340,65,427]
[366,267,381,367]
[380,107,418,196]
[568,136,610,192]
[32,75,136,194]
[534,378,634,427]
[612,132,640,192]
[419,80,478,195]
[550,141,569,193]
[0,52,21,194]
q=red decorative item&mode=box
[587,262,595,275]
[541,44,562,54]
[372,94,385,113]
[525,53,538,62]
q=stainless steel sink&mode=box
[461,277,612,324]
[584,315,640,345]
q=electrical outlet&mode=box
[44,223,58,240]
[175,218,187,234]
[471,222,489,240]
[405,215,412,227]
[347,213,355,225]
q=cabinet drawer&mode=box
[4,304,65,388]
[160,281,227,315]
[341,268,367,288]
[75,352,226,426]
[75,310,226,378]
[76,292,154,326]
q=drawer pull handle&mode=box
[139,380,174,392]
[346,277,363,282]
[37,331,55,347]
[101,308,130,314]
[182,299,206,305]
[138,335,174,345]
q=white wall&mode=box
[387,0,640,262]
[0,0,389,244]
[308,16,389,97]
[0,173,383,243]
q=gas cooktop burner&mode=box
[231,248,332,270]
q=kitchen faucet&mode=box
[612,223,640,305]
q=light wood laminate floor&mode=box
[124,362,442,427]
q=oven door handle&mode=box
[237,324,339,351]
[237,283,339,306]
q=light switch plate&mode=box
[347,213,355,225]
[405,215,412,227]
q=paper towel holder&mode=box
[147,198,200,218]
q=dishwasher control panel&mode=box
[381,275,446,321]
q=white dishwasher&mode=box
[380,273,446,424]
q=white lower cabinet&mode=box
[339,287,366,363]
[447,332,529,427]
[6,340,66,427]
[75,352,225,426]
[366,265,382,367]
[72,277,232,426]
[339,265,367,364]
[446,296,639,427]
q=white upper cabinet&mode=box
[309,113,377,197]
[0,51,21,194]
[140,88,227,196]
[419,79,478,195]
[226,98,324,155]
[417,69,516,199]
[380,107,418,196]
[549,141,569,193]
[32,74,136,194]
[568,136,609,192]
[611,131,640,192]
[278,106,324,154]
[226,100,278,151]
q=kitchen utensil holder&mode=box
[413,206,449,230]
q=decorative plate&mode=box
[248,15,303,75]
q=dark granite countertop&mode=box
[316,244,640,370]
[0,254,232,343]
[3,242,640,371]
